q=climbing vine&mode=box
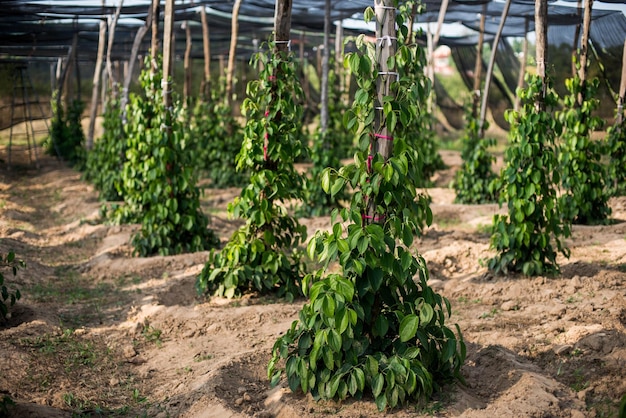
[453,108,498,204]
[268,4,465,411]
[1,251,24,321]
[489,74,570,276]
[84,88,126,201]
[188,77,248,188]
[606,110,626,196]
[558,74,610,224]
[46,95,86,169]
[196,42,308,300]
[111,57,218,256]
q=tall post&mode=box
[535,0,548,111]
[366,0,396,223]
[200,6,211,98]
[617,40,626,126]
[87,5,107,150]
[151,0,160,70]
[479,0,512,138]
[514,18,529,111]
[577,0,593,106]
[320,0,330,134]
[472,5,486,118]
[122,3,152,119]
[162,0,175,141]
[226,0,243,107]
[106,0,124,96]
[184,18,193,108]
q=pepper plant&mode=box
[268,3,465,411]
[453,108,498,204]
[111,57,218,256]
[488,74,570,276]
[46,95,87,169]
[299,62,353,218]
[1,251,24,321]
[557,73,610,224]
[83,88,125,201]
[196,41,308,300]
[606,109,626,196]
[188,77,248,188]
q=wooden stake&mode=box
[616,40,626,125]
[320,0,330,134]
[535,0,548,111]
[200,6,211,98]
[121,2,152,118]
[226,0,242,107]
[162,0,174,112]
[514,18,529,111]
[184,18,193,108]
[87,6,107,150]
[472,4,486,118]
[479,0,511,138]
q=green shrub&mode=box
[489,74,570,276]
[558,75,610,224]
[1,251,24,321]
[197,42,308,300]
[268,5,465,411]
[453,109,498,204]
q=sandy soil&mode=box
[0,150,624,418]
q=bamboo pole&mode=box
[226,0,242,107]
[479,0,512,138]
[87,5,107,150]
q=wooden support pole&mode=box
[472,4,486,118]
[514,18,529,111]
[106,0,124,96]
[577,0,593,106]
[151,0,160,69]
[366,0,396,224]
[121,2,152,118]
[479,0,512,138]
[184,18,193,108]
[535,0,548,111]
[616,40,626,126]
[226,0,242,107]
[162,0,175,112]
[320,0,330,134]
[200,6,211,99]
[87,7,107,150]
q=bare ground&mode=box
[0,150,625,418]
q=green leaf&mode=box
[399,314,419,342]
[375,393,387,411]
[372,373,384,398]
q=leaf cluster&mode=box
[489,74,571,276]
[269,8,465,411]
[606,114,626,196]
[83,88,126,201]
[453,109,498,204]
[557,75,610,225]
[187,79,248,188]
[46,95,87,169]
[110,57,218,256]
[1,251,24,321]
[197,43,309,300]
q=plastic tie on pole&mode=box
[367,154,373,172]
[374,133,394,141]
[377,35,397,47]
[275,39,291,51]
[378,71,399,82]
[362,213,386,222]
